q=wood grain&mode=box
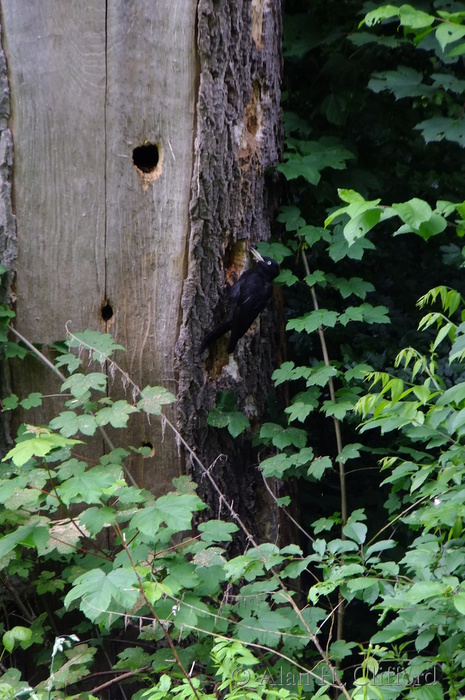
[2,2,197,491]
[2,3,106,334]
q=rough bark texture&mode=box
[176,0,283,542]
[0,20,16,456]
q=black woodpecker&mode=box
[200,247,280,354]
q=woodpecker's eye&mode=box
[267,260,272,265]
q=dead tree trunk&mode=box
[177,0,283,540]
[0,21,16,456]
[1,1,197,491]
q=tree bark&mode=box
[176,0,283,541]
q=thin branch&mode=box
[260,470,315,543]
[300,251,347,525]
[89,668,150,695]
[300,249,347,643]
[364,492,433,550]
[2,575,35,623]
[8,325,66,382]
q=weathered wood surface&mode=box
[1,1,197,490]
[0,20,16,456]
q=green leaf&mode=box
[207,391,250,437]
[78,506,116,535]
[67,330,125,362]
[285,388,320,422]
[64,568,139,622]
[272,361,312,385]
[321,399,354,420]
[95,400,138,428]
[328,227,376,262]
[343,521,367,545]
[20,392,43,410]
[2,342,28,360]
[276,268,299,286]
[207,411,248,437]
[368,66,427,100]
[130,492,205,536]
[398,5,435,30]
[436,22,465,51]
[364,540,396,558]
[339,304,390,325]
[137,386,176,415]
[225,411,250,438]
[305,362,339,387]
[2,394,18,410]
[392,198,448,238]
[0,520,49,560]
[3,428,82,467]
[49,411,98,437]
[276,205,306,231]
[304,269,327,286]
[61,372,107,399]
[450,328,465,362]
[57,465,122,505]
[409,684,444,700]
[453,591,465,615]
[436,382,465,406]
[278,156,321,185]
[55,351,83,373]
[337,443,363,464]
[2,626,32,653]
[346,577,379,592]
[362,5,402,27]
[308,455,332,480]
[287,309,339,334]
[198,520,238,543]
[259,453,292,479]
[327,275,375,300]
[298,225,331,246]
[259,423,307,449]
[404,580,446,603]
[279,138,354,186]
[415,118,465,148]
[255,241,293,263]
[325,189,381,227]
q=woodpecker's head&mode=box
[250,246,280,279]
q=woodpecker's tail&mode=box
[200,319,232,353]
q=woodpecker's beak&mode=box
[249,246,265,263]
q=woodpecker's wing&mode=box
[228,272,274,352]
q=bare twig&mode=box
[260,470,315,543]
[89,667,149,695]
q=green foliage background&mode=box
[1,2,465,699]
